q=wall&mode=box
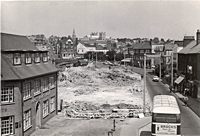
[1,81,23,136]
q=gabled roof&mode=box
[131,42,151,50]
[1,33,38,51]
[174,41,184,47]
[164,43,178,51]
[96,44,107,50]
[1,55,58,81]
[179,40,200,54]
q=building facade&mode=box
[128,42,152,68]
[1,33,58,136]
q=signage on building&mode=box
[146,54,161,58]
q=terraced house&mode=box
[0,33,58,136]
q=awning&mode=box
[121,58,132,62]
[175,76,184,84]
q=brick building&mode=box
[128,42,152,68]
[1,33,58,136]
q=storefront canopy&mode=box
[175,76,184,84]
[121,58,132,62]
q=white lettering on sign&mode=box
[156,124,177,134]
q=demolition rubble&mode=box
[58,62,151,119]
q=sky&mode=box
[1,1,200,40]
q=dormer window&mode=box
[43,52,48,62]
[35,53,40,63]
[13,53,21,65]
[25,53,32,64]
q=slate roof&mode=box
[131,42,151,50]
[179,40,200,54]
[1,55,58,81]
[1,33,38,51]
[1,33,58,81]
[164,43,178,51]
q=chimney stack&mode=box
[197,29,200,45]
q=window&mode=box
[43,100,49,118]
[146,50,150,53]
[34,80,41,96]
[42,78,49,92]
[50,97,55,112]
[1,87,14,103]
[43,52,48,62]
[23,82,31,100]
[140,50,144,53]
[34,53,40,63]
[49,76,56,89]
[23,109,32,131]
[187,65,193,74]
[1,116,14,135]
[13,53,21,65]
[25,53,32,64]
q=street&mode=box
[145,70,200,136]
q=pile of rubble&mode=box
[64,101,144,119]
[58,62,151,119]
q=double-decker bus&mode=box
[151,95,181,136]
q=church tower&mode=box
[72,28,76,45]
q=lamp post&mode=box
[143,53,146,113]
[171,52,174,89]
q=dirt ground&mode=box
[31,62,151,136]
[58,62,151,115]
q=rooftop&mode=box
[179,40,200,54]
[1,33,38,51]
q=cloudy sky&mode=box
[1,1,200,40]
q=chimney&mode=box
[183,36,195,47]
[197,29,200,45]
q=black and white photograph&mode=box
[1,0,200,136]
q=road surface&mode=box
[129,67,200,136]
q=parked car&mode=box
[152,76,159,82]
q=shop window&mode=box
[49,76,56,89]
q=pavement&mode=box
[119,117,151,136]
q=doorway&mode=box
[35,102,41,129]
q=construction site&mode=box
[58,62,151,119]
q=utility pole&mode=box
[124,52,125,66]
[159,53,162,79]
[171,52,173,88]
[96,52,97,64]
[114,54,116,64]
[143,54,146,114]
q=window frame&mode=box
[42,78,49,92]
[50,97,55,113]
[34,53,40,63]
[1,86,14,103]
[1,116,14,135]
[34,80,41,96]
[25,53,32,64]
[23,82,31,101]
[49,76,56,89]
[13,53,21,65]
[23,109,32,131]
[43,52,48,62]
[43,99,49,118]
